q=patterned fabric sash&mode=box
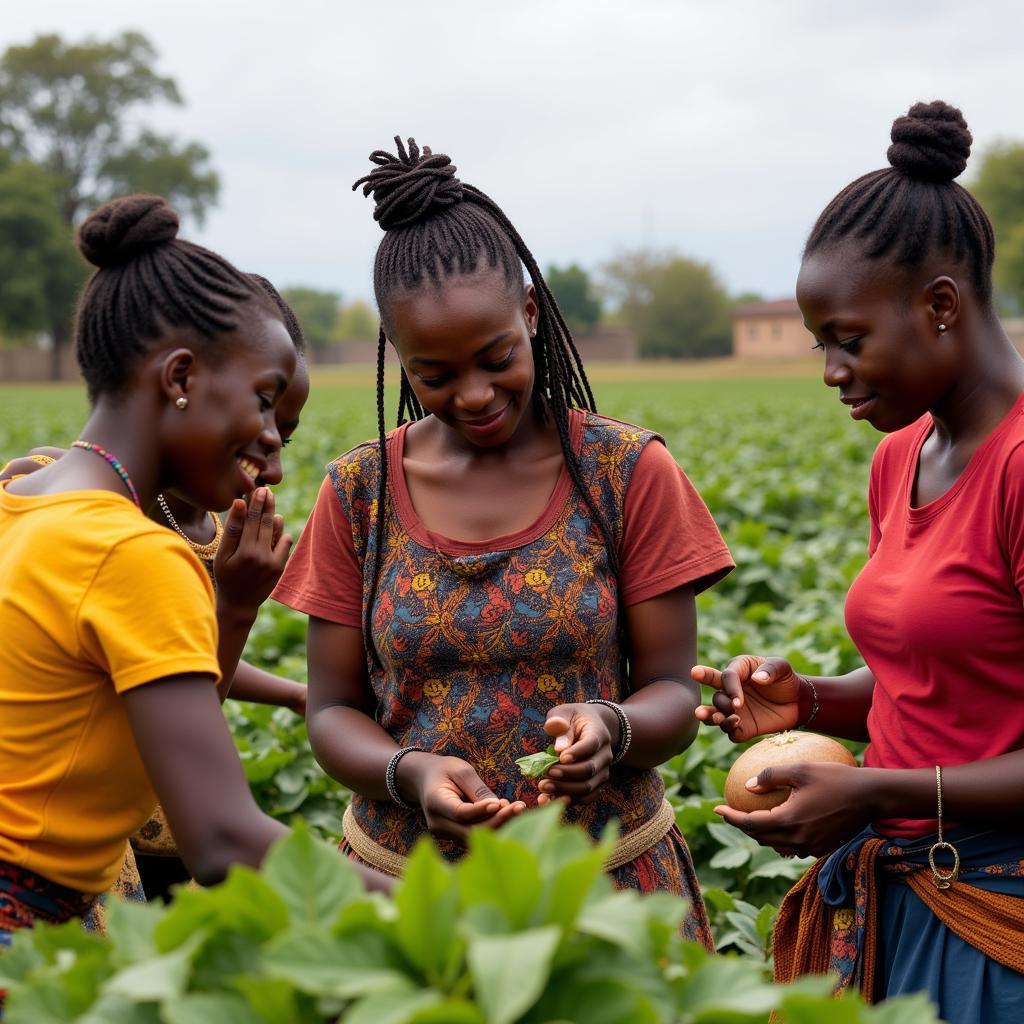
[341,798,677,878]
[0,859,93,942]
[773,828,1024,1002]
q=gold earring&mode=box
[175,396,189,410]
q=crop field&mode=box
[2,364,926,1023]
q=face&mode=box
[385,268,539,450]
[257,355,310,487]
[167,310,298,510]
[796,251,957,433]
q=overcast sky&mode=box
[4,1,1024,305]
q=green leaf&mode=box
[859,991,944,1023]
[105,897,164,965]
[458,828,542,931]
[162,992,266,1024]
[514,746,559,779]
[103,930,205,1002]
[263,819,363,927]
[265,927,412,1000]
[466,926,561,1024]
[394,838,463,985]
[341,988,444,1024]
[577,891,685,959]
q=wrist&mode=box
[392,750,435,805]
[591,703,621,750]
[860,767,892,819]
[216,597,259,628]
[795,675,819,730]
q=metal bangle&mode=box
[585,699,632,765]
[385,746,427,809]
[796,676,820,730]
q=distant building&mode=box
[732,299,814,359]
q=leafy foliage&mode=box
[546,264,602,335]
[972,140,1024,314]
[0,372,876,965]
[0,809,940,1023]
[280,288,342,350]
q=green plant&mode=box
[0,808,941,1024]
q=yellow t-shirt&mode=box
[0,486,221,893]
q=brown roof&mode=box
[732,298,801,319]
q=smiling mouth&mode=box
[842,395,876,409]
[459,405,509,428]
[236,456,262,482]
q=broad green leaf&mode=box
[515,747,559,778]
[263,819,363,927]
[103,930,205,1002]
[394,838,463,985]
[341,988,443,1024]
[859,991,944,1023]
[265,927,412,1000]
[577,891,685,959]
[106,898,164,965]
[535,843,608,932]
[466,926,560,1024]
[162,992,265,1024]
[231,976,305,1023]
[458,828,543,930]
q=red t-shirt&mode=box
[846,394,1024,837]
[274,409,733,627]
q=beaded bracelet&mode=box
[585,699,632,765]
[796,676,820,731]
[385,746,427,809]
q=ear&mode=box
[523,283,539,336]
[924,276,960,331]
[158,348,199,407]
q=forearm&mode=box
[804,666,875,742]
[215,602,259,701]
[615,678,701,768]
[308,704,418,802]
[867,748,1024,824]
[229,660,306,714]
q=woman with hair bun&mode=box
[273,138,734,943]
[694,102,1024,1018]
[0,194,384,951]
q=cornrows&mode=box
[74,195,270,401]
[804,101,996,301]
[353,137,612,668]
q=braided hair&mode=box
[247,273,307,354]
[353,137,612,666]
[804,101,996,302]
[75,194,276,402]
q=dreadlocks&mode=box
[353,137,611,665]
[804,101,996,302]
[75,194,275,402]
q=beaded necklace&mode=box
[71,441,141,509]
[156,493,223,560]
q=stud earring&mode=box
[175,396,189,410]
[937,323,948,334]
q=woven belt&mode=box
[342,797,676,878]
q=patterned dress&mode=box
[282,410,732,948]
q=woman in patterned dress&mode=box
[273,139,734,944]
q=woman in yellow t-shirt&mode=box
[0,195,383,949]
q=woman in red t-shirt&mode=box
[273,138,733,942]
[694,103,1024,1019]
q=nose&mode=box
[823,349,852,389]
[257,415,284,474]
[453,374,495,413]
[260,451,283,487]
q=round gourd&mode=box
[724,732,857,812]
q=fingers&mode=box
[271,513,285,550]
[749,657,793,686]
[543,712,572,753]
[218,499,247,559]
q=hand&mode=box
[536,703,618,806]
[0,446,66,481]
[398,753,526,846]
[692,655,805,743]
[214,487,292,615]
[715,761,874,858]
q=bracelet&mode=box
[928,765,960,889]
[796,676,820,731]
[385,746,427,809]
[585,699,632,765]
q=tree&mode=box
[546,263,601,335]
[972,142,1024,313]
[0,160,86,345]
[333,299,378,343]
[0,32,220,374]
[602,250,732,359]
[281,287,342,350]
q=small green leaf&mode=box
[458,828,542,931]
[514,746,559,779]
[162,992,265,1024]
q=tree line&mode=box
[5,30,1024,374]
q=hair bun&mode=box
[78,194,180,268]
[887,101,972,183]
[353,136,463,230]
